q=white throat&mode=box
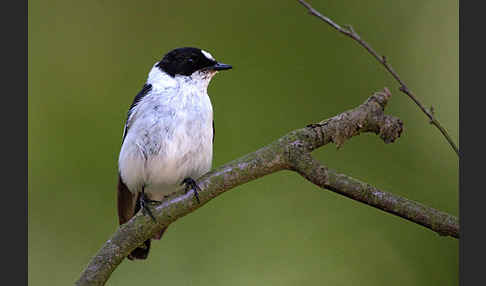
[147,64,216,93]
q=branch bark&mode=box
[76,89,459,286]
[297,0,459,156]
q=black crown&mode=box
[156,47,217,77]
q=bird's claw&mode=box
[140,191,159,222]
[181,177,201,204]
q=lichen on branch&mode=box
[76,88,458,286]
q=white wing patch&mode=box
[201,50,215,61]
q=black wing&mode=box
[121,83,152,144]
[212,120,215,143]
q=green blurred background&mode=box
[28,0,458,285]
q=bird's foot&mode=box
[181,177,201,204]
[140,191,160,222]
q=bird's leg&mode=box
[140,186,159,222]
[181,177,201,204]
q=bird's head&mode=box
[156,47,232,78]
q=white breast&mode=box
[118,67,214,200]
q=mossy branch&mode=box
[76,88,459,286]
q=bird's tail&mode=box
[118,175,168,260]
[128,239,151,260]
[127,227,167,260]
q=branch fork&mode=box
[76,89,458,286]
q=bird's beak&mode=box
[210,62,232,71]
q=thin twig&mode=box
[297,0,459,156]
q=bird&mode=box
[117,47,232,260]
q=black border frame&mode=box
[4,0,28,284]
[460,1,484,285]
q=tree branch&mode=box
[76,89,459,286]
[297,0,459,156]
[293,154,459,238]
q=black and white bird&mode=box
[117,47,232,260]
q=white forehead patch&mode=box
[201,50,215,61]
